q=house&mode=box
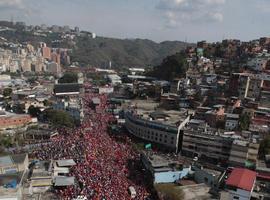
[141,153,190,184]
[223,168,256,200]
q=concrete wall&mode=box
[154,167,190,183]
[228,188,251,200]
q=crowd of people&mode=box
[33,88,154,200]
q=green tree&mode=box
[58,72,78,83]
[27,76,38,84]
[148,52,188,81]
[28,105,41,117]
[239,113,250,131]
[3,88,12,97]
[13,104,25,114]
[43,99,51,107]
[259,136,270,158]
[0,135,13,148]
[44,109,75,128]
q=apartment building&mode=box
[229,140,259,167]
[182,127,233,164]
[125,105,190,151]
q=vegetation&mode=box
[0,21,192,67]
[58,72,78,83]
[0,134,13,148]
[12,104,25,114]
[3,87,12,97]
[28,105,41,117]
[27,76,38,84]
[43,109,75,128]
[155,184,184,200]
[43,99,52,107]
[66,36,191,67]
[86,73,107,86]
[148,52,188,81]
[259,136,270,158]
[239,113,250,131]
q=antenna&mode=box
[109,61,112,69]
[11,14,14,25]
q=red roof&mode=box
[226,168,256,191]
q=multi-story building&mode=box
[182,125,259,166]
[182,127,233,164]
[125,101,190,151]
[42,47,51,60]
[51,52,61,66]
[229,140,259,167]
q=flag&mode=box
[145,144,152,149]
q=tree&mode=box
[43,99,51,107]
[3,88,12,97]
[148,52,188,81]
[13,104,25,114]
[28,105,41,117]
[0,134,13,148]
[43,109,75,128]
[259,136,270,159]
[239,113,250,131]
[58,72,78,83]
[27,76,38,84]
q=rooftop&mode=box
[226,168,256,191]
[0,154,27,168]
[56,159,76,167]
[54,83,81,95]
[54,176,75,186]
[130,100,189,127]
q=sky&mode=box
[0,0,269,43]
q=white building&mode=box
[107,74,122,85]
[223,168,256,200]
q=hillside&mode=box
[0,21,193,67]
[70,36,191,67]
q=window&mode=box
[233,196,239,200]
[204,177,208,183]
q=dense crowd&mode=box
[33,89,154,200]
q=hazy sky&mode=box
[0,0,269,42]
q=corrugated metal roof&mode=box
[56,159,76,167]
[54,176,75,186]
[226,168,256,191]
